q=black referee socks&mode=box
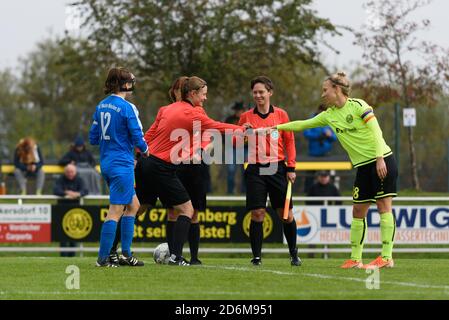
[166,220,176,254]
[173,215,192,258]
[188,223,200,261]
[283,218,298,255]
[250,220,263,258]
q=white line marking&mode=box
[203,265,449,290]
[0,290,443,297]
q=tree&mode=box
[18,37,119,144]
[353,0,449,190]
[74,0,338,102]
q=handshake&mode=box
[242,125,277,135]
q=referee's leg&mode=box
[166,208,177,255]
[170,201,194,265]
[275,207,301,265]
[188,210,201,264]
[250,208,265,265]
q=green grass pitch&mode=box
[1,257,448,300]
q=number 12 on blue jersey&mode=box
[101,112,111,140]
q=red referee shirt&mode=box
[145,101,243,163]
[238,105,296,170]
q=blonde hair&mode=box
[326,71,351,96]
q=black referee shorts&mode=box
[176,162,208,211]
[135,155,191,207]
[353,154,398,203]
[245,161,293,211]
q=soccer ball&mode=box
[153,242,171,264]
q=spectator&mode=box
[224,101,247,194]
[306,170,342,205]
[13,137,45,195]
[59,136,101,195]
[53,164,88,257]
[303,105,337,193]
[53,163,88,202]
[59,136,96,167]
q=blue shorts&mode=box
[102,168,135,205]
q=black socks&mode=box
[188,223,200,261]
[250,220,263,258]
[173,215,192,258]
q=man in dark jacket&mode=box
[59,136,101,195]
[59,136,96,167]
[53,164,88,200]
[306,170,341,205]
[54,164,88,257]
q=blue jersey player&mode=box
[89,67,149,267]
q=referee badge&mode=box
[270,129,279,140]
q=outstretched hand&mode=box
[253,126,277,135]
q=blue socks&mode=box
[98,220,117,260]
[121,216,135,257]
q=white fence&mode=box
[1,195,448,254]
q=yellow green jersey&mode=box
[277,98,392,167]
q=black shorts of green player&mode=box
[244,161,300,266]
[352,154,398,204]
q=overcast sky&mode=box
[1,0,449,73]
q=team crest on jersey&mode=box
[270,130,279,140]
[346,114,353,123]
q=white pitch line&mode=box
[0,290,441,297]
[203,265,449,291]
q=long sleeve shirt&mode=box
[277,98,391,168]
[144,101,243,164]
[53,175,88,197]
[89,95,148,171]
[238,105,296,171]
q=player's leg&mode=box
[118,194,145,266]
[109,215,122,264]
[97,203,124,267]
[166,208,178,255]
[250,208,265,265]
[362,197,395,269]
[184,162,207,265]
[170,200,194,265]
[268,163,301,266]
[341,164,373,269]
[188,210,201,264]
[276,207,301,266]
[245,164,268,266]
[146,155,192,265]
[365,155,398,268]
[341,202,370,269]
